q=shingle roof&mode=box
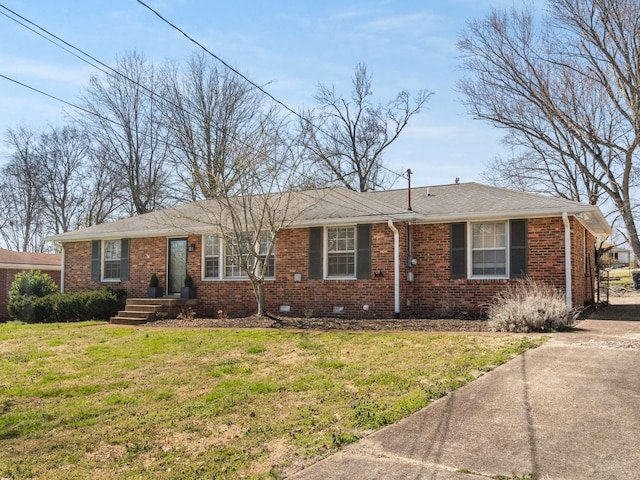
[44,183,611,243]
[368,182,597,217]
[0,248,61,269]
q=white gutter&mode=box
[0,263,61,270]
[387,219,400,316]
[562,213,572,312]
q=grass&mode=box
[0,321,545,479]
[603,267,634,287]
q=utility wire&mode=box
[0,8,106,76]
[0,4,178,115]
[0,4,296,179]
[0,72,386,217]
[0,73,122,129]
[0,2,407,192]
[135,0,408,182]
[135,0,307,130]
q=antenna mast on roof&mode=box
[406,169,412,211]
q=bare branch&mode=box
[301,63,432,192]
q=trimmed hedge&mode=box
[8,289,123,324]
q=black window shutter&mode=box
[510,219,528,278]
[120,239,130,281]
[308,227,323,279]
[91,240,101,281]
[356,224,372,279]
[451,223,467,279]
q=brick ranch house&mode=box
[0,248,61,320]
[45,183,611,319]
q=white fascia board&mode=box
[411,207,610,236]
[0,263,62,270]
[45,227,201,243]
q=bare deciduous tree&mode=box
[0,127,47,251]
[483,131,607,205]
[211,120,308,316]
[83,143,128,226]
[301,62,432,192]
[163,115,312,316]
[161,52,273,200]
[78,51,171,214]
[458,0,640,259]
[0,124,127,252]
[32,126,92,234]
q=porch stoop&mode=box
[110,297,198,325]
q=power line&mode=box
[0,73,122,129]
[0,2,407,192]
[134,0,408,183]
[135,0,305,128]
[0,4,177,114]
[0,4,298,180]
[0,7,105,76]
[0,73,386,217]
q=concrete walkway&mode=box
[291,297,640,480]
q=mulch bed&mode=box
[145,316,489,332]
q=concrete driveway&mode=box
[290,296,640,480]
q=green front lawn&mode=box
[0,321,544,479]
[603,267,634,287]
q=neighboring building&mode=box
[45,183,611,319]
[0,248,61,319]
[600,245,633,268]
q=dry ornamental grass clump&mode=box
[488,278,577,333]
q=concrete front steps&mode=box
[110,297,198,325]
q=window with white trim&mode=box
[471,222,506,276]
[204,235,220,278]
[327,226,355,277]
[103,239,121,280]
[257,233,275,277]
[203,233,275,279]
[224,235,245,278]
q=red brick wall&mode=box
[570,220,596,308]
[60,216,597,318]
[404,217,590,317]
[64,237,169,297]
[0,268,61,319]
[263,225,397,318]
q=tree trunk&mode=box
[619,198,640,268]
[252,280,267,317]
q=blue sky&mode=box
[0,0,519,188]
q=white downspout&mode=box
[60,244,65,293]
[387,219,400,316]
[562,213,572,312]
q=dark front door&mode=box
[168,238,188,294]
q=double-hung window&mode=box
[203,233,275,279]
[91,239,129,282]
[224,235,245,278]
[451,220,527,279]
[103,239,122,280]
[257,233,275,277]
[327,226,356,277]
[204,235,220,278]
[471,222,506,276]
[308,225,371,280]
